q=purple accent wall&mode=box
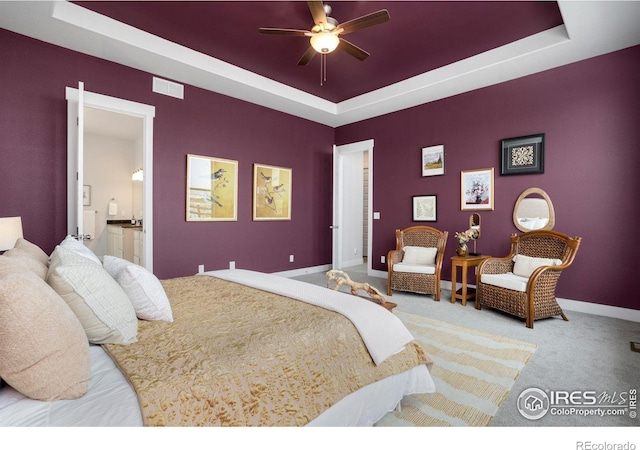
[0,29,333,278]
[336,44,640,310]
[2,27,639,311]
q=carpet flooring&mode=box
[376,311,536,426]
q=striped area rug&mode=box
[376,311,537,426]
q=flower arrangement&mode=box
[455,228,479,244]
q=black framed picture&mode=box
[412,195,437,221]
[500,133,545,175]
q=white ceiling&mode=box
[2,1,640,127]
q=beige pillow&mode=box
[47,246,138,345]
[0,271,91,401]
[402,246,438,265]
[13,238,50,265]
[513,254,563,278]
[2,247,48,279]
[103,256,173,322]
[0,254,33,277]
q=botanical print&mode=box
[253,164,292,220]
[413,195,437,221]
[422,145,445,176]
[461,168,494,211]
[187,154,238,221]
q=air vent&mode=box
[152,77,184,99]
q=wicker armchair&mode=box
[387,226,448,300]
[475,230,581,328]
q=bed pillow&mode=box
[13,238,50,265]
[512,254,563,278]
[1,250,48,280]
[402,246,438,265]
[103,256,173,322]
[59,235,102,265]
[47,246,138,344]
[0,271,91,401]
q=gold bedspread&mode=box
[104,275,430,426]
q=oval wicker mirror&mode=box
[513,187,555,232]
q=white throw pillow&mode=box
[47,246,138,344]
[59,235,102,265]
[402,246,438,265]
[512,254,563,278]
[103,256,173,322]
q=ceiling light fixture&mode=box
[310,32,339,54]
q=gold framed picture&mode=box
[461,167,494,211]
[252,163,292,221]
[186,154,238,221]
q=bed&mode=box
[0,237,435,426]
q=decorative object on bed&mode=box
[454,227,479,257]
[103,255,173,322]
[326,269,396,311]
[461,167,494,211]
[0,238,91,402]
[377,311,537,426]
[0,216,23,252]
[476,230,581,328]
[412,195,437,222]
[101,270,433,426]
[252,163,292,221]
[500,133,545,175]
[421,145,444,177]
[47,246,138,344]
[513,187,555,232]
[186,154,238,221]
[387,225,448,301]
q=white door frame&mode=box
[65,87,156,272]
[332,139,374,274]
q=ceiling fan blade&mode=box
[297,47,317,66]
[307,1,327,26]
[338,38,370,61]
[337,9,390,35]
[259,28,309,37]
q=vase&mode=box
[456,242,469,257]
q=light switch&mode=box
[373,212,380,220]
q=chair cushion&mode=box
[480,272,529,292]
[393,262,436,274]
[512,254,562,278]
[402,246,437,265]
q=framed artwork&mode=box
[82,185,91,206]
[253,163,292,221]
[500,133,545,175]
[412,195,437,221]
[186,154,238,221]
[421,145,445,177]
[461,168,494,211]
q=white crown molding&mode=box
[1,1,640,127]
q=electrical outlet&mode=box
[289,255,294,263]
[229,261,235,270]
[381,255,386,264]
[198,264,204,274]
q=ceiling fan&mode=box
[259,1,390,66]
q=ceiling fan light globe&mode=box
[310,33,339,54]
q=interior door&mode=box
[332,139,374,272]
[65,87,156,271]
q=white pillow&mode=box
[512,254,563,278]
[47,246,138,344]
[59,235,102,265]
[402,246,438,265]
[103,256,173,322]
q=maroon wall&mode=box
[0,29,334,278]
[336,44,640,310]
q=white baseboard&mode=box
[274,264,332,278]
[365,269,640,323]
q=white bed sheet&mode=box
[0,345,433,426]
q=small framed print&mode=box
[412,195,437,221]
[186,154,238,221]
[500,133,545,175]
[82,185,91,206]
[422,145,445,177]
[253,163,292,221]
[461,168,494,211]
